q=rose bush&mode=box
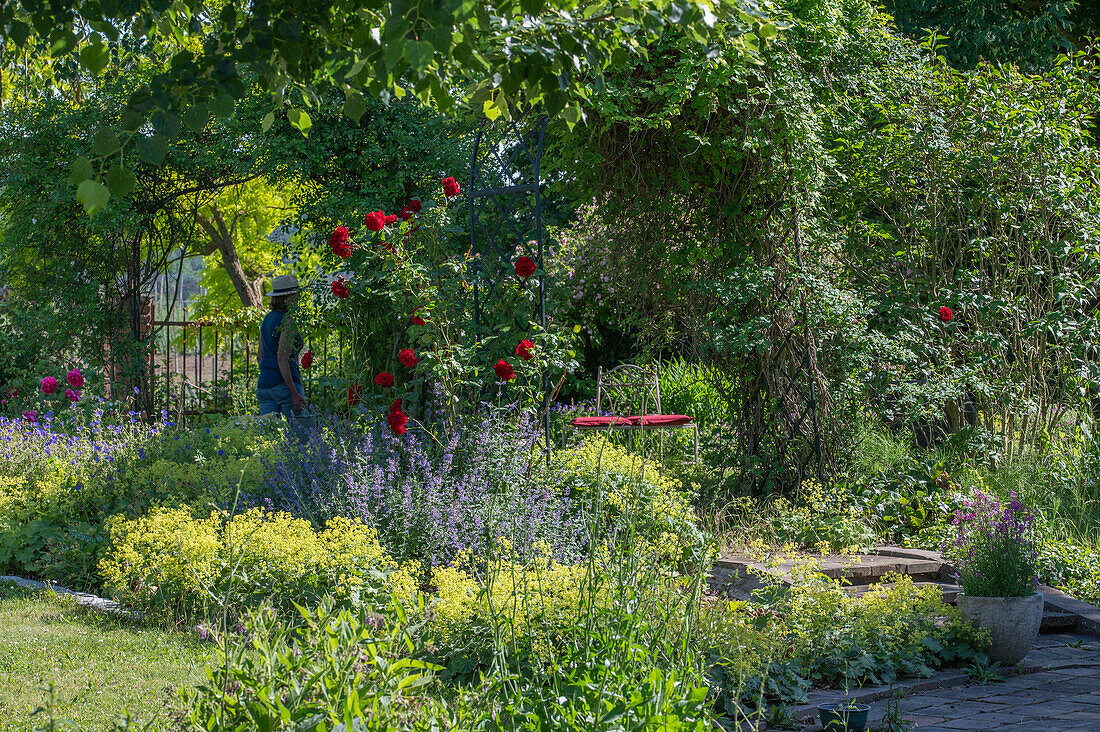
[303,176,576,426]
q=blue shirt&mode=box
[258,310,302,389]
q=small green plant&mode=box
[875,688,913,731]
[964,657,1003,684]
[765,703,799,729]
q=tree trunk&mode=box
[195,203,264,308]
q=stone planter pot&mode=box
[956,592,1044,665]
[817,702,870,732]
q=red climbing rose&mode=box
[384,213,398,225]
[412,315,426,326]
[328,226,351,257]
[331,279,350,299]
[407,199,422,212]
[398,349,418,368]
[515,339,535,361]
[939,306,954,323]
[442,176,461,197]
[514,256,536,278]
[399,207,413,221]
[387,397,408,435]
[300,351,313,369]
[363,211,386,231]
[347,383,363,406]
[373,372,395,388]
[493,359,515,381]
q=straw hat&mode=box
[269,274,300,297]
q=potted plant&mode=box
[945,490,1043,665]
[817,664,870,732]
[817,701,870,732]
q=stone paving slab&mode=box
[1,574,132,616]
[790,634,1100,730]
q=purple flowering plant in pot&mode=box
[944,490,1042,666]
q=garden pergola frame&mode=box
[468,112,551,446]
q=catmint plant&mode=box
[945,490,1039,597]
[253,408,587,567]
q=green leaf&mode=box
[183,102,209,133]
[287,108,312,135]
[210,93,235,118]
[758,23,778,39]
[68,157,94,186]
[483,99,501,121]
[405,41,434,72]
[79,41,110,75]
[8,20,30,47]
[151,110,181,138]
[562,102,582,129]
[135,134,168,165]
[76,179,111,214]
[261,111,275,132]
[343,92,366,123]
[92,128,121,156]
[106,164,137,197]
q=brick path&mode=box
[799,634,1100,731]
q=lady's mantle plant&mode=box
[945,491,1039,598]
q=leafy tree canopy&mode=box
[0,0,771,214]
[881,0,1086,70]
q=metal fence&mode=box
[151,309,346,420]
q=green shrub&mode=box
[552,436,706,561]
[753,479,878,554]
[99,508,415,619]
[182,598,442,731]
[706,571,990,711]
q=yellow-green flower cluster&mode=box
[551,437,703,561]
[429,544,591,641]
[99,507,413,617]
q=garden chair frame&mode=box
[566,364,700,464]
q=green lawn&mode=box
[0,583,211,731]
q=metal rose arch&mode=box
[467,112,551,444]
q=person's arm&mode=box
[277,319,305,411]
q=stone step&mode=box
[844,581,960,603]
[713,552,946,587]
[1041,611,1079,633]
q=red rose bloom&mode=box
[407,199,422,212]
[328,226,351,257]
[939,306,953,323]
[331,279,350,299]
[442,176,461,197]
[411,315,426,326]
[384,214,398,225]
[515,339,535,361]
[67,369,84,388]
[398,348,418,369]
[399,207,413,221]
[514,256,536,278]
[493,359,515,381]
[363,211,386,231]
[373,372,395,388]
[387,397,408,435]
[300,351,313,369]
[347,383,363,406]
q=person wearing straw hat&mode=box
[257,274,311,438]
